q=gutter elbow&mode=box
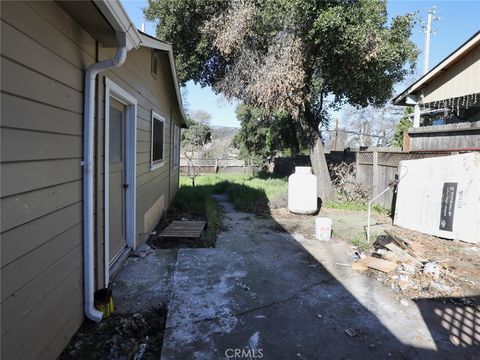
[86,306,103,323]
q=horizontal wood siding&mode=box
[409,131,480,151]
[1,1,95,359]
[101,45,183,244]
[1,1,184,359]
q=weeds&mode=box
[171,174,287,245]
[349,233,370,252]
[177,174,288,216]
[200,196,222,247]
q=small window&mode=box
[151,50,159,79]
[173,124,180,169]
[150,111,165,170]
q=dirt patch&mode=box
[60,306,167,360]
[273,205,479,303]
[268,192,288,210]
[270,207,314,219]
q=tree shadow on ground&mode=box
[158,185,479,359]
[151,181,271,249]
[413,296,480,352]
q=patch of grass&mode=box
[173,173,287,245]
[178,174,288,216]
[200,196,222,247]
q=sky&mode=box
[121,0,480,128]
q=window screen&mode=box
[151,115,164,163]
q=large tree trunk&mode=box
[303,100,333,203]
[310,131,333,203]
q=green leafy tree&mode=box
[232,104,314,165]
[181,112,212,186]
[146,0,417,201]
[182,118,212,151]
[392,107,413,148]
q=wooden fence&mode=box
[272,151,357,177]
[181,150,478,210]
[355,150,474,208]
[405,121,480,152]
[179,158,258,174]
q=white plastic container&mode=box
[315,217,333,241]
[288,166,317,214]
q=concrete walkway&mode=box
[161,195,478,359]
[113,195,478,359]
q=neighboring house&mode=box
[1,1,186,359]
[393,31,480,151]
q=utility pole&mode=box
[333,118,339,151]
[423,7,441,75]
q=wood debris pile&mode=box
[329,162,369,202]
[351,230,467,299]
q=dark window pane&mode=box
[109,106,123,163]
[152,118,164,162]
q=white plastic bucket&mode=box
[315,217,332,241]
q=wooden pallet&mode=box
[157,221,207,238]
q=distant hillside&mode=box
[210,126,238,140]
[181,126,240,159]
[207,126,239,159]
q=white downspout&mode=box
[82,36,127,322]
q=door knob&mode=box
[123,183,129,189]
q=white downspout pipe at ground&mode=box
[82,37,127,322]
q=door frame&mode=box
[104,78,137,284]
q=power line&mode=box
[326,128,391,138]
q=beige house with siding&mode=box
[1,1,185,359]
[393,31,480,151]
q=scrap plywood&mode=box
[356,256,397,273]
[158,221,207,238]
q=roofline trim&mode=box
[94,0,142,50]
[393,31,480,105]
[138,33,187,126]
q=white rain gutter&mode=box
[82,34,127,322]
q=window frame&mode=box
[172,124,180,170]
[151,50,159,79]
[150,110,166,171]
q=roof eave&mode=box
[392,31,480,106]
[94,0,142,50]
[139,33,187,126]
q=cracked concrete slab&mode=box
[160,194,477,359]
